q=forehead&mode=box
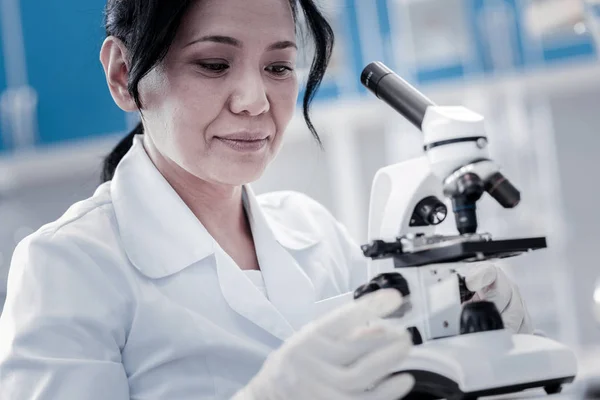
[179,0,296,41]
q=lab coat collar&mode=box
[242,185,318,333]
[211,187,319,340]
[111,136,216,279]
[110,135,321,280]
[244,186,322,251]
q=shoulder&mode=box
[5,183,133,345]
[31,182,115,239]
[13,182,124,272]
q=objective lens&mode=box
[485,172,520,208]
[452,196,478,235]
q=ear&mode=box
[100,36,137,112]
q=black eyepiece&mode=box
[361,62,435,130]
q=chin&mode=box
[210,163,267,186]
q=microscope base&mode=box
[392,330,577,399]
[402,372,573,400]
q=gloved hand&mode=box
[232,289,415,400]
[462,262,534,334]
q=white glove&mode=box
[232,289,415,400]
[463,262,534,334]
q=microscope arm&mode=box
[368,157,440,242]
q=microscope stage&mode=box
[392,237,547,268]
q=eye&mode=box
[266,64,293,77]
[196,62,230,75]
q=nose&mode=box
[228,70,270,116]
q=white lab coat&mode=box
[0,135,369,400]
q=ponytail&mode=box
[101,122,144,182]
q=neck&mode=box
[173,178,247,236]
[142,138,249,238]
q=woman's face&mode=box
[138,0,298,185]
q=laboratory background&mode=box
[1,0,600,381]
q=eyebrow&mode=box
[185,35,297,51]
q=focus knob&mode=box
[410,196,447,227]
[460,301,504,334]
[354,273,410,299]
[354,273,411,319]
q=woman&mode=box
[0,0,532,399]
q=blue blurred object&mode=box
[586,0,600,52]
[19,0,126,147]
[296,0,362,105]
[536,13,597,64]
[297,82,340,107]
[467,0,596,68]
[343,0,365,96]
[417,63,466,85]
[542,39,596,63]
[375,0,395,70]
[0,32,7,153]
[297,0,397,104]
[466,0,527,73]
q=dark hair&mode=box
[101,0,334,182]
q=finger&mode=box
[286,357,354,400]
[301,373,355,400]
[312,289,404,339]
[478,267,512,314]
[500,294,522,333]
[463,292,482,304]
[464,263,498,292]
[499,287,533,334]
[303,322,410,366]
[343,330,413,392]
[519,308,534,334]
[468,266,533,334]
[363,373,415,400]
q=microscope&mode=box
[353,62,578,399]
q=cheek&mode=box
[270,79,299,132]
[137,68,169,110]
[168,75,221,128]
[141,68,225,148]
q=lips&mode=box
[217,132,269,141]
[215,133,269,152]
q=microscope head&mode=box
[362,62,520,235]
[421,105,521,234]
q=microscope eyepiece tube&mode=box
[361,62,435,130]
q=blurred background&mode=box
[1,0,600,379]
